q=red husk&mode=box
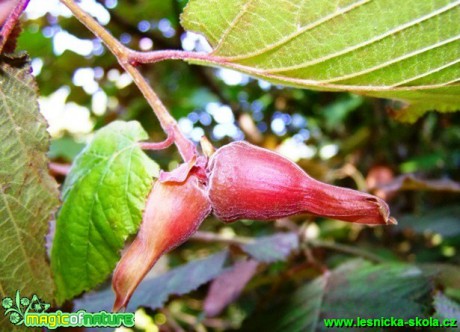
[112,140,395,311]
[112,174,211,312]
[208,141,395,225]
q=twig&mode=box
[60,0,196,161]
[161,308,186,332]
[201,317,235,330]
[309,239,385,263]
[62,0,252,155]
[174,312,207,332]
[49,162,71,176]
[97,0,241,116]
[328,163,367,192]
[275,217,300,232]
[190,231,252,245]
[128,49,225,65]
[138,127,174,150]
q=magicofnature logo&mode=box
[2,290,50,326]
[2,290,135,329]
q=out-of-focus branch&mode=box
[328,163,367,192]
[190,231,252,245]
[309,239,385,263]
[49,162,71,176]
[94,0,176,50]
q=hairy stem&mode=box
[60,0,196,161]
[128,50,225,65]
[138,127,175,150]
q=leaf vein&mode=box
[319,34,460,83]
[212,0,256,53]
[219,0,372,60]
[391,58,460,87]
[259,0,460,73]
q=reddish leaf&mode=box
[74,251,230,312]
[242,233,299,263]
[204,259,259,317]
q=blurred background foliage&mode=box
[19,0,460,331]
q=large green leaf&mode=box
[399,206,460,238]
[0,54,59,331]
[51,121,159,304]
[181,0,460,122]
[242,259,433,332]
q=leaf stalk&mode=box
[60,0,199,161]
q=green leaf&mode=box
[181,0,460,122]
[74,250,230,312]
[0,54,59,330]
[420,264,460,290]
[242,260,433,332]
[51,121,159,304]
[399,206,460,238]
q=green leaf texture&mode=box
[51,121,159,304]
[0,54,59,330]
[242,259,433,332]
[181,0,460,122]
